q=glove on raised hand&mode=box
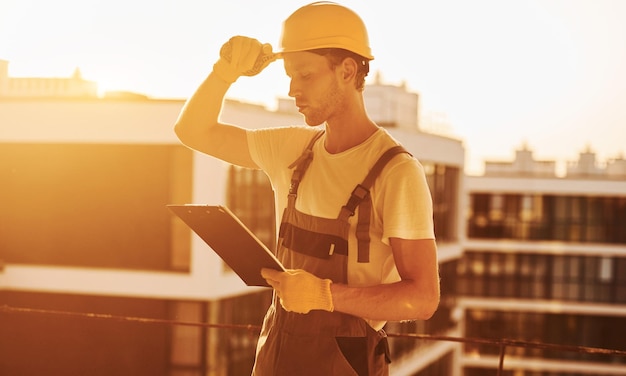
[261,268,334,314]
[213,36,275,83]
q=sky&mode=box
[1,0,625,174]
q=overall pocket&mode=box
[274,331,359,376]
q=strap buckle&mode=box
[342,184,370,217]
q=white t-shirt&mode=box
[247,126,435,289]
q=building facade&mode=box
[463,146,626,375]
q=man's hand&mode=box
[213,36,276,83]
[261,268,334,314]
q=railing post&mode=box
[497,342,506,376]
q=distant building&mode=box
[606,155,626,177]
[0,59,98,98]
[567,146,626,179]
[364,72,420,131]
[484,143,556,177]
[464,144,626,375]
[484,143,626,180]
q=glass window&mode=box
[169,302,203,368]
[0,143,193,271]
[465,311,626,366]
[616,258,626,303]
[503,253,517,296]
[226,166,276,250]
[424,163,459,242]
[586,197,605,242]
[532,255,548,299]
[217,291,272,375]
[599,257,613,282]
[469,253,486,295]
[554,196,569,221]
[489,194,503,221]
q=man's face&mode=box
[283,51,345,126]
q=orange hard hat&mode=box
[279,2,374,60]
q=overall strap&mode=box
[339,145,411,263]
[287,130,325,207]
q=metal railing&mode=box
[2,304,625,375]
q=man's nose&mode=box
[288,79,300,98]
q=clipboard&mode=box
[167,204,284,287]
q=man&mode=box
[174,2,440,375]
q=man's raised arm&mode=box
[174,36,277,168]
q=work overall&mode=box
[253,132,408,376]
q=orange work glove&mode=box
[261,268,334,314]
[213,36,276,83]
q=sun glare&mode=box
[1,0,624,169]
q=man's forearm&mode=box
[330,280,440,322]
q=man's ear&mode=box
[339,57,358,84]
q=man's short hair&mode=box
[310,48,370,92]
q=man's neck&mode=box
[323,117,379,154]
